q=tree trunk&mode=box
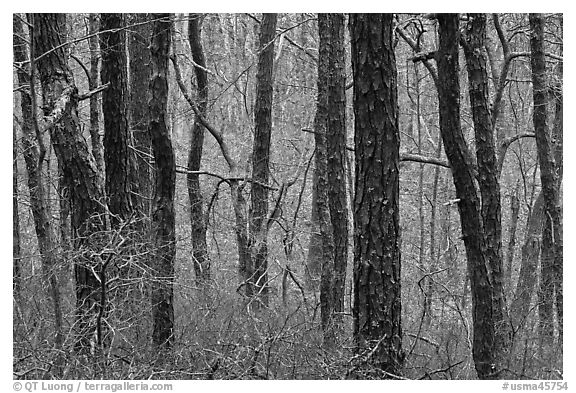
[188,13,210,283]
[88,14,104,175]
[505,185,520,296]
[32,13,107,353]
[436,13,503,379]
[326,13,348,319]
[529,13,562,346]
[128,13,153,218]
[249,13,277,308]
[13,127,21,298]
[462,12,512,371]
[350,13,403,376]
[101,13,133,225]
[511,28,563,338]
[149,14,175,348]
[313,13,336,342]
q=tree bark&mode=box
[128,13,153,217]
[462,12,512,370]
[312,13,336,342]
[325,13,348,319]
[436,14,504,379]
[249,13,277,308]
[149,14,175,348]
[350,13,403,376]
[188,13,210,283]
[529,13,563,346]
[101,13,133,225]
[32,13,107,353]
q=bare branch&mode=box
[396,24,439,88]
[77,82,110,101]
[170,51,237,173]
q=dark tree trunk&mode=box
[101,13,133,225]
[88,14,104,175]
[462,12,512,369]
[350,13,403,376]
[326,13,349,319]
[313,13,336,342]
[249,13,277,308]
[32,13,107,353]
[529,13,563,346]
[128,13,153,217]
[149,14,175,348]
[188,13,210,283]
[436,14,503,379]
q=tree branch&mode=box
[497,132,536,175]
[170,52,237,173]
[400,153,451,169]
[77,82,109,101]
[396,23,439,88]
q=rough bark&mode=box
[188,13,210,283]
[325,13,349,318]
[149,14,175,348]
[32,13,107,353]
[249,13,277,308]
[529,13,562,345]
[462,12,512,369]
[436,14,502,379]
[350,13,403,376]
[313,13,336,342]
[128,13,153,217]
[101,13,133,225]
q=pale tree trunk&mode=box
[88,14,104,174]
[505,184,520,296]
[13,127,21,298]
[350,13,403,377]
